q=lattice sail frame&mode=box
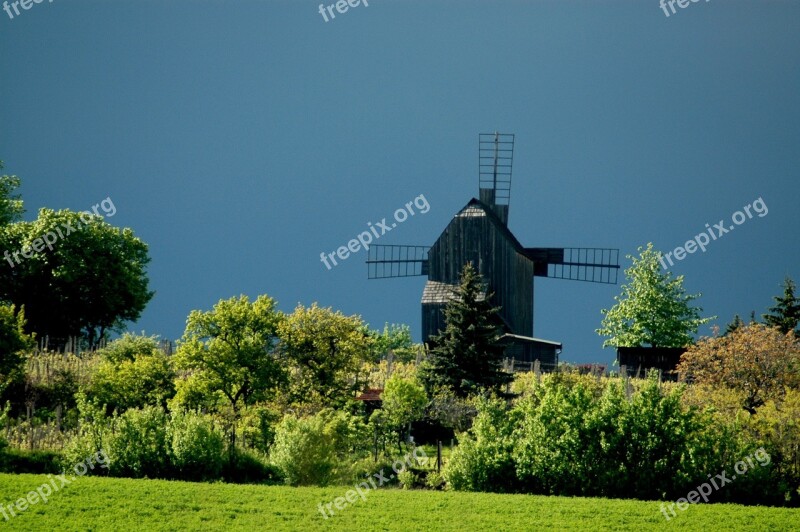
[366,245,429,279]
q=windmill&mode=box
[366,133,620,370]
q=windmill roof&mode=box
[500,333,563,348]
[457,198,528,255]
[421,280,487,304]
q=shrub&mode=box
[88,334,175,414]
[424,470,445,490]
[269,408,369,486]
[221,448,283,484]
[444,397,519,492]
[106,406,169,478]
[269,413,337,486]
[167,410,224,481]
[0,448,61,474]
[397,469,418,490]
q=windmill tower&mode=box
[367,133,620,370]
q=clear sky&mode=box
[1,0,798,367]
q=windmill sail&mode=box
[367,245,429,279]
[478,132,514,224]
[525,247,620,284]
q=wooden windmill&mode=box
[367,133,620,369]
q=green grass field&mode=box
[0,474,797,531]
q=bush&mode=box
[269,413,337,486]
[397,469,418,489]
[106,406,169,478]
[167,410,225,481]
[221,448,283,484]
[0,448,62,474]
[87,334,175,414]
[269,408,370,486]
[424,470,445,490]
[443,397,519,493]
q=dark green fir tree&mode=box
[762,277,800,335]
[419,262,512,397]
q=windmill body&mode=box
[367,133,619,370]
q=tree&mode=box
[677,323,800,414]
[380,374,428,450]
[724,314,745,336]
[0,304,33,394]
[88,334,176,413]
[369,323,417,363]
[0,161,24,226]
[762,277,800,335]
[418,262,512,397]
[174,295,285,451]
[277,303,373,407]
[597,243,714,348]
[1,209,153,348]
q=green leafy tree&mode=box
[419,263,512,397]
[1,209,153,348]
[88,333,176,413]
[380,374,427,450]
[597,243,713,348]
[0,161,24,226]
[762,277,800,335]
[277,303,373,407]
[369,323,417,363]
[0,304,33,394]
[174,295,285,451]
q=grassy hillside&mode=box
[0,474,797,531]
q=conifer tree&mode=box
[724,314,745,336]
[419,263,511,397]
[762,277,800,335]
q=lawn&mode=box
[0,473,797,531]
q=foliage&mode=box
[88,333,175,413]
[444,397,519,492]
[369,323,418,363]
[397,469,418,489]
[445,374,736,501]
[0,161,24,226]
[380,374,427,445]
[418,263,512,397]
[678,323,800,413]
[0,304,32,394]
[166,410,225,481]
[277,303,372,407]
[363,359,418,389]
[426,387,477,433]
[0,209,153,348]
[762,277,800,335]
[269,409,369,486]
[174,294,285,449]
[106,406,169,478]
[424,470,445,490]
[238,404,281,454]
[725,314,746,335]
[597,243,713,348]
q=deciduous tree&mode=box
[277,303,373,407]
[677,323,800,414]
[597,243,713,348]
[174,295,285,450]
[1,209,153,348]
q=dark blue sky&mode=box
[2,1,798,367]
